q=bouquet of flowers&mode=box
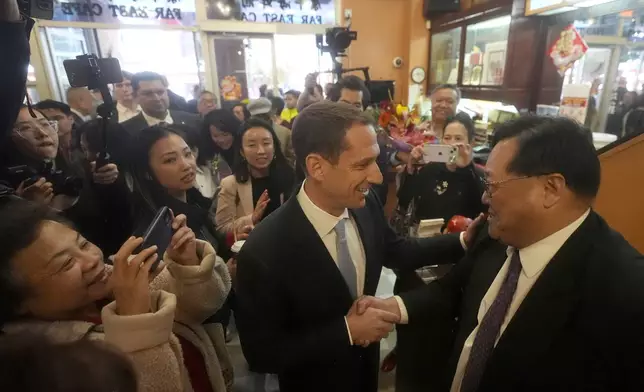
[369,96,435,153]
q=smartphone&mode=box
[134,207,174,272]
[63,57,123,88]
[422,144,457,164]
[5,166,39,188]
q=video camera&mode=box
[16,0,54,20]
[316,25,370,84]
[316,26,358,58]
[5,163,83,197]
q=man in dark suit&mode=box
[360,116,644,392]
[120,71,201,137]
[235,101,480,392]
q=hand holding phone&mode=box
[134,207,174,272]
[167,213,199,266]
[112,237,157,316]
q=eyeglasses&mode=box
[483,176,531,197]
[13,119,58,139]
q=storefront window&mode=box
[41,27,99,100]
[618,49,644,93]
[27,64,36,83]
[574,15,620,37]
[430,27,461,85]
[274,34,333,93]
[96,28,200,100]
[462,15,510,86]
[27,87,40,103]
[212,35,274,103]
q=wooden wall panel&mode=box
[594,133,644,253]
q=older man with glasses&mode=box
[357,115,644,392]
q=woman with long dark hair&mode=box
[196,110,241,198]
[230,102,250,123]
[129,124,221,250]
[214,118,294,234]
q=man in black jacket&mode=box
[235,101,480,392]
[359,115,644,392]
[0,1,31,140]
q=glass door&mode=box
[274,34,334,92]
[210,34,276,106]
[40,27,100,100]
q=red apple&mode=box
[446,215,473,233]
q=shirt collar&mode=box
[70,108,91,122]
[116,102,141,114]
[296,181,349,238]
[514,209,590,278]
[142,110,173,126]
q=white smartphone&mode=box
[422,144,457,163]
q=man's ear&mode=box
[305,153,326,181]
[543,173,566,209]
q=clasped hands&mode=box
[346,296,401,347]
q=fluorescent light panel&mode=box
[573,0,616,8]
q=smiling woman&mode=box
[214,118,295,234]
[0,198,232,392]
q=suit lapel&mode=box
[350,206,380,296]
[481,213,598,388]
[284,198,355,304]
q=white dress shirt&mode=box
[116,102,142,123]
[142,110,173,126]
[195,165,216,199]
[296,181,366,344]
[70,107,91,122]
[448,209,590,392]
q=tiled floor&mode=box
[229,268,399,392]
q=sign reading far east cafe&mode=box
[206,0,336,25]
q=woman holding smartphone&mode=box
[129,124,222,250]
[0,199,232,392]
[386,113,486,391]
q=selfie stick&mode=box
[74,54,114,169]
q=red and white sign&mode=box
[548,25,589,77]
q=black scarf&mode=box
[151,188,217,246]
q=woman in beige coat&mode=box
[0,199,232,392]
[213,118,295,234]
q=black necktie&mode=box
[460,250,522,392]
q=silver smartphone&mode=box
[422,144,457,163]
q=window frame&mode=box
[426,6,512,93]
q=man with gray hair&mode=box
[419,84,461,139]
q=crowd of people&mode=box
[1,3,644,392]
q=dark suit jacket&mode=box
[119,110,202,137]
[71,111,86,130]
[0,18,32,139]
[235,192,465,392]
[401,211,644,392]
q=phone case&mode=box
[134,206,174,271]
[422,144,457,163]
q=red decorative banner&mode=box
[548,25,589,77]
